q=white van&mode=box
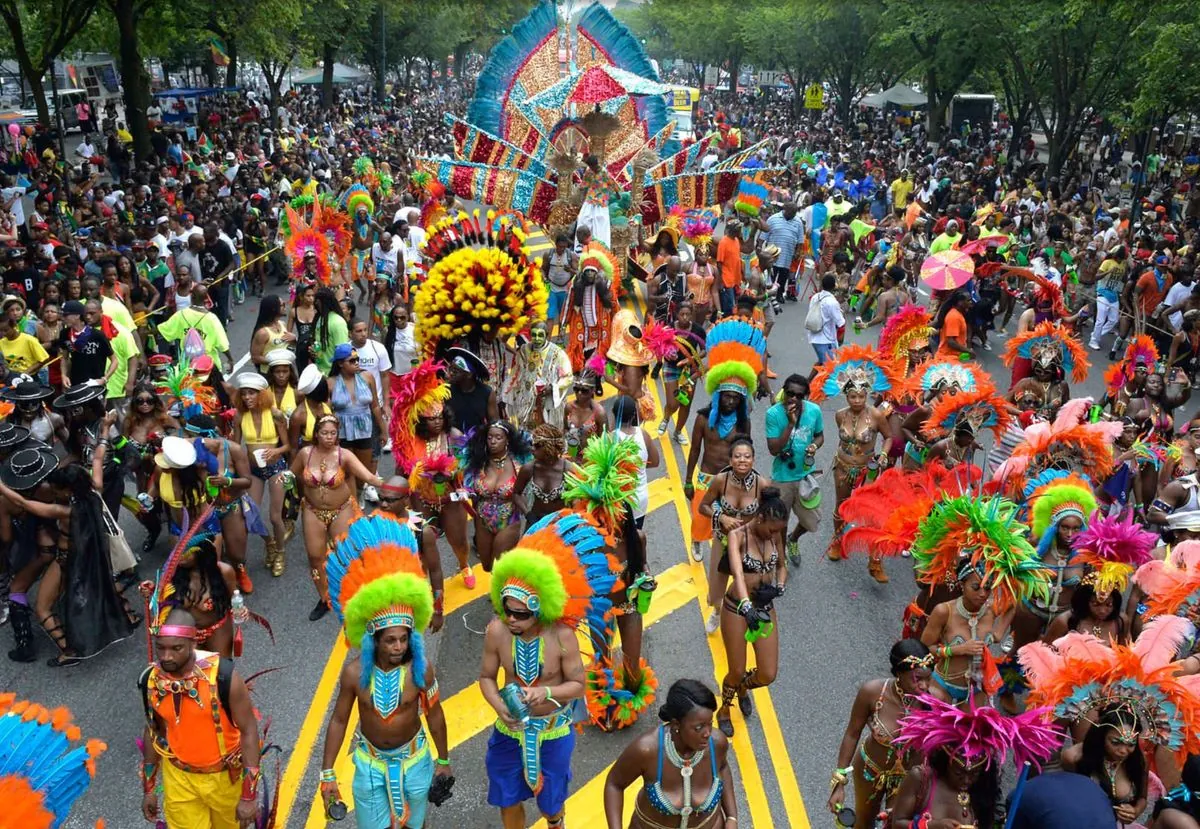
[19,88,90,130]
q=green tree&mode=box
[241,0,303,124]
[739,0,822,116]
[1129,15,1200,130]
[0,0,99,127]
[106,0,156,161]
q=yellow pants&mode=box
[162,759,242,829]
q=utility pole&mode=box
[379,1,387,103]
[49,60,70,199]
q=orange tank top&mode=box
[148,653,241,767]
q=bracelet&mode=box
[435,758,451,767]
[319,768,337,783]
[433,590,444,615]
[737,598,752,614]
[142,762,159,794]
[545,688,557,706]
[241,766,261,801]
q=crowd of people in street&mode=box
[10,19,1200,826]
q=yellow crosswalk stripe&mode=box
[302,562,701,827]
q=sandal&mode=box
[37,613,80,668]
[717,709,735,738]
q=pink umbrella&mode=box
[958,236,1006,257]
[920,249,975,291]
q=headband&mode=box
[897,653,935,671]
[365,606,414,634]
[316,414,339,428]
[500,582,540,614]
[156,624,198,640]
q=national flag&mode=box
[210,38,230,67]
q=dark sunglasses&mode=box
[135,397,155,404]
[379,494,404,503]
[783,388,807,398]
[346,356,360,364]
[502,605,534,621]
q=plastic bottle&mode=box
[231,590,248,624]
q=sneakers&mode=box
[657,420,669,437]
[786,539,800,568]
[868,558,889,584]
[362,484,380,503]
[705,608,721,635]
[691,541,704,563]
[236,565,254,595]
[1089,341,1101,351]
[674,430,689,445]
[981,341,992,352]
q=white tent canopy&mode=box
[860,83,927,109]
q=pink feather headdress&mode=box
[1134,540,1200,622]
[894,693,1063,770]
[1071,509,1157,598]
[1020,615,1200,760]
[640,319,679,361]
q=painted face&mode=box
[529,326,547,348]
[898,667,932,697]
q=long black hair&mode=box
[889,639,932,676]
[314,286,341,354]
[1067,583,1125,641]
[464,420,531,473]
[171,538,231,618]
[1076,706,1147,804]
[929,748,999,829]
[253,293,283,336]
[384,304,409,356]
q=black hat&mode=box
[51,382,106,410]
[0,381,54,403]
[444,346,489,381]
[0,421,30,449]
[0,445,57,491]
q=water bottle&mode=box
[136,492,154,512]
[231,590,248,625]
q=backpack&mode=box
[805,292,825,332]
[138,656,234,725]
[180,310,206,362]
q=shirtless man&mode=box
[319,591,451,827]
[480,578,586,829]
[862,266,909,334]
[349,203,384,299]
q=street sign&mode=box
[804,84,824,109]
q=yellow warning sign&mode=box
[804,83,824,110]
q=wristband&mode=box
[142,762,159,794]
[319,768,337,783]
[737,598,752,614]
[544,688,556,706]
[241,766,261,801]
[435,758,451,767]
[433,590,444,615]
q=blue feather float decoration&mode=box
[466,1,559,136]
[576,2,667,141]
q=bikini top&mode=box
[305,447,345,489]
[471,460,517,500]
[868,679,900,748]
[731,525,777,574]
[838,412,876,447]
[719,471,761,519]
[644,726,722,818]
[528,477,565,504]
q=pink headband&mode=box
[157,625,198,639]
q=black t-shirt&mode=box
[200,240,234,283]
[60,325,112,385]
[3,265,39,300]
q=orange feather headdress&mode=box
[1133,540,1200,623]
[811,344,902,402]
[993,399,1123,489]
[923,385,1012,440]
[1002,321,1089,383]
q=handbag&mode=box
[100,498,138,572]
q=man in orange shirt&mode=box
[1135,257,1173,332]
[140,608,261,828]
[715,220,744,317]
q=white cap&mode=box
[297,364,324,395]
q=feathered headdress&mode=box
[640,318,679,361]
[894,693,1062,771]
[143,505,218,659]
[341,182,375,218]
[703,318,767,435]
[811,344,901,402]
[155,363,218,420]
[1028,272,1069,319]
[1105,335,1160,397]
[311,199,352,263]
[1133,540,1200,623]
[878,304,934,366]
[902,359,985,401]
[414,211,547,349]
[1025,471,1097,558]
[733,175,768,218]
[353,156,375,178]
[1072,509,1157,599]
[1020,614,1200,760]
[0,694,106,829]
[1002,321,1089,383]
[839,465,980,558]
[388,359,450,473]
[579,241,618,283]
[994,399,1123,486]
[923,384,1011,440]
[562,430,641,536]
[282,204,332,284]
[910,494,1050,615]
[326,515,433,692]
[491,511,622,638]
[409,452,461,506]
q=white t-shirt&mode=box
[391,324,418,376]
[399,227,425,274]
[808,291,845,346]
[150,232,171,258]
[371,242,400,278]
[1164,281,1192,329]
[353,339,392,403]
[1,186,25,227]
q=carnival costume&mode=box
[922,381,1010,443]
[1104,335,1159,416]
[282,200,335,285]
[565,243,619,372]
[138,517,273,829]
[687,318,767,545]
[324,514,441,829]
[879,304,934,372]
[994,399,1124,487]
[592,308,677,422]
[1072,509,1156,600]
[486,510,622,816]
[902,359,986,401]
[1020,613,1200,763]
[342,184,378,284]
[1002,320,1090,397]
[0,694,106,829]
[503,333,574,429]
[1134,539,1200,624]
[1024,471,1099,619]
[565,431,660,731]
[414,211,547,354]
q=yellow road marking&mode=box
[302,562,700,826]
[529,762,630,829]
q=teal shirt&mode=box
[765,400,822,483]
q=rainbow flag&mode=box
[210,38,229,67]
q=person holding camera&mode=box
[765,374,824,568]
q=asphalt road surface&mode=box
[2,234,1118,828]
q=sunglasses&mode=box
[346,356,360,364]
[784,389,806,398]
[135,397,155,404]
[379,494,404,503]
[502,605,534,621]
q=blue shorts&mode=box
[812,341,837,365]
[547,289,568,329]
[486,726,574,816]
[352,734,433,829]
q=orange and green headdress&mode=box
[910,493,1051,616]
[1072,509,1156,600]
[414,210,548,350]
[1025,471,1097,557]
[283,203,332,284]
[562,430,641,537]
[811,343,901,402]
[923,382,1011,440]
[0,694,106,829]
[491,511,622,638]
[1002,320,1089,382]
[388,359,450,472]
[878,304,933,366]
[326,514,433,690]
[342,182,376,218]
